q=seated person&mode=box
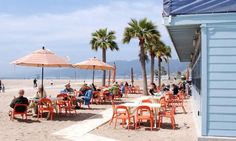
[83,89,93,108]
[90,83,97,91]
[172,84,179,95]
[79,84,91,95]
[119,82,125,96]
[110,82,120,98]
[149,83,157,95]
[30,86,47,116]
[9,89,29,113]
[34,86,47,98]
[62,83,74,94]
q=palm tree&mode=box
[123,18,159,95]
[145,34,161,84]
[156,44,172,87]
[164,46,172,80]
[90,28,118,86]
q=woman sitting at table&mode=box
[149,83,158,95]
[30,86,47,117]
[35,86,47,98]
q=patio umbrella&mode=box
[12,47,72,88]
[73,57,114,84]
[131,67,134,86]
[112,62,116,83]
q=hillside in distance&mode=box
[4,59,188,79]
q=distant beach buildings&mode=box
[163,0,236,140]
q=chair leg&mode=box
[158,116,162,128]
[127,119,131,130]
[109,114,115,125]
[122,119,126,128]
[171,117,176,129]
[182,106,187,114]
[150,118,153,130]
[133,117,135,129]
[114,118,118,129]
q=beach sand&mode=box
[0,79,197,141]
[0,79,111,141]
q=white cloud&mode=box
[0,0,177,72]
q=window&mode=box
[192,55,201,93]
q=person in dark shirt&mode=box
[172,84,179,95]
[149,83,157,95]
[10,89,29,112]
[33,78,37,88]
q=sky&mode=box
[0,0,177,77]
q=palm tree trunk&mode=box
[102,48,106,86]
[140,45,148,95]
[158,56,161,87]
[167,59,170,80]
[150,55,155,83]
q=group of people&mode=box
[149,81,190,96]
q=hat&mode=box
[65,83,71,87]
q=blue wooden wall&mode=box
[204,23,236,136]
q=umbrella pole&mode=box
[42,67,44,90]
[92,66,95,84]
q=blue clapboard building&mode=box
[163,0,236,140]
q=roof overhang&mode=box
[163,13,236,62]
[166,24,200,62]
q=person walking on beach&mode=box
[2,83,5,93]
[33,78,37,88]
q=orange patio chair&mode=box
[114,105,135,130]
[175,92,187,114]
[9,104,28,121]
[92,91,102,104]
[37,98,54,120]
[56,94,68,115]
[135,105,154,130]
[109,100,126,125]
[64,97,77,115]
[158,105,176,129]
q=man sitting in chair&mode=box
[9,89,29,113]
[62,83,74,94]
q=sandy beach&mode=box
[0,79,197,141]
[0,79,108,141]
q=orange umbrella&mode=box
[12,47,72,87]
[73,57,114,83]
[112,62,116,83]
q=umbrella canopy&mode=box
[73,57,114,70]
[12,47,72,88]
[73,57,114,83]
[12,47,71,67]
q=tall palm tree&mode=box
[156,43,172,87]
[164,46,172,80]
[123,18,159,95]
[145,34,161,84]
[90,28,118,86]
